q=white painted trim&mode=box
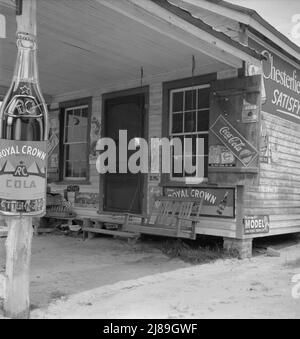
[180,0,300,62]
[0,12,5,38]
[96,0,260,68]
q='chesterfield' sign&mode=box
[249,39,300,124]
[210,115,259,167]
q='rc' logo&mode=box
[14,162,29,177]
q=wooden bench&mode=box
[123,197,204,240]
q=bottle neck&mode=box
[13,33,39,85]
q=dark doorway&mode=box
[103,91,147,214]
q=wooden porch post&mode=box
[4,0,37,319]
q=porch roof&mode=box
[0,0,263,98]
[171,0,300,64]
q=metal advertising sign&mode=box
[210,115,259,167]
[0,140,47,216]
[209,145,236,167]
[249,39,300,124]
[164,187,235,218]
[244,215,270,235]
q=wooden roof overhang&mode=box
[0,0,263,98]
[172,0,300,65]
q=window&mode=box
[63,104,89,181]
[169,84,210,180]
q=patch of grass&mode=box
[158,239,237,264]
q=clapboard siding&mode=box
[196,217,236,238]
[244,111,300,236]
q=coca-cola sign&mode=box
[210,115,258,167]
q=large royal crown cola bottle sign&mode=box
[0,32,48,216]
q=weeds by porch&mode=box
[155,237,239,264]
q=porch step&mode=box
[124,224,195,239]
[82,227,139,239]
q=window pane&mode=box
[184,111,196,133]
[65,145,70,160]
[65,144,87,162]
[72,116,81,127]
[65,110,73,127]
[198,88,210,109]
[65,161,72,177]
[74,108,81,117]
[73,125,87,142]
[172,92,183,112]
[80,115,88,127]
[185,90,196,111]
[65,126,72,143]
[80,163,87,178]
[82,107,89,118]
[73,162,82,178]
[197,110,209,132]
[70,161,87,178]
[172,113,183,134]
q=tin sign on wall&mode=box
[164,187,235,218]
[210,115,259,167]
[244,215,270,235]
[0,140,47,216]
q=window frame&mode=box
[59,97,92,184]
[169,85,210,182]
[162,74,216,187]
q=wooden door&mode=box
[103,93,146,214]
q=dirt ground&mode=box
[1,234,300,319]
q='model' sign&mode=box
[0,140,47,215]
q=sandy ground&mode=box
[1,234,300,319]
[0,234,188,309]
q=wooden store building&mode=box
[1,0,300,257]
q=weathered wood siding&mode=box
[244,111,300,237]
